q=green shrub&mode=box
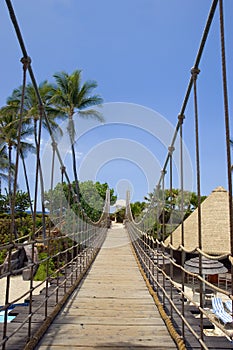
[34,252,55,281]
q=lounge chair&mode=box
[214,309,233,324]
[212,297,224,311]
[212,297,233,325]
[225,300,233,314]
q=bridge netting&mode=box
[0,0,232,349]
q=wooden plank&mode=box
[36,324,176,348]
[36,224,177,349]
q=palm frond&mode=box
[78,109,104,123]
[78,95,103,110]
[20,142,36,156]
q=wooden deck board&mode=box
[36,223,177,349]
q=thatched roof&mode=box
[184,257,228,275]
[165,186,231,255]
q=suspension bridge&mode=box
[0,0,233,349]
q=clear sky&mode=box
[0,0,232,204]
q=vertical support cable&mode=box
[219,0,233,308]
[156,184,161,284]
[28,106,44,342]
[2,55,29,350]
[191,67,204,345]
[168,146,175,318]
[161,170,166,305]
[178,113,186,339]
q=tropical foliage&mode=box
[143,188,207,239]
[50,70,104,201]
[0,190,32,214]
[44,180,117,223]
[0,69,103,207]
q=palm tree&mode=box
[8,81,62,142]
[19,142,35,214]
[0,111,34,237]
[6,82,63,237]
[0,143,10,195]
[50,70,104,201]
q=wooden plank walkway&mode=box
[36,223,177,349]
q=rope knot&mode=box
[191,67,200,80]
[20,56,31,70]
[178,114,185,125]
[60,165,66,173]
[168,146,175,155]
[51,141,57,149]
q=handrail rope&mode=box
[130,232,221,350]
[141,231,231,259]
[0,225,107,348]
[129,239,187,349]
[134,231,233,298]
[130,229,233,346]
[149,265,233,341]
[0,242,102,348]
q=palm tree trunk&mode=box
[8,145,12,197]
[70,142,80,202]
[8,144,17,238]
[68,117,80,202]
[20,150,33,214]
[34,119,46,239]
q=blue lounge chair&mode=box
[214,309,232,324]
[212,297,224,311]
[225,300,233,314]
[212,297,233,325]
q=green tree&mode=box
[44,180,116,222]
[115,207,126,223]
[7,81,61,138]
[130,201,146,220]
[0,111,34,199]
[50,70,104,201]
[144,188,207,239]
[6,81,63,235]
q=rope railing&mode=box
[125,0,233,348]
[0,1,111,349]
[0,0,232,349]
[0,198,109,350]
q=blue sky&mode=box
[0,1,232,204]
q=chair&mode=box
[212,297,224,311]
[212,297,233,325]
[214,309,233,324]
[225,300,233,314]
